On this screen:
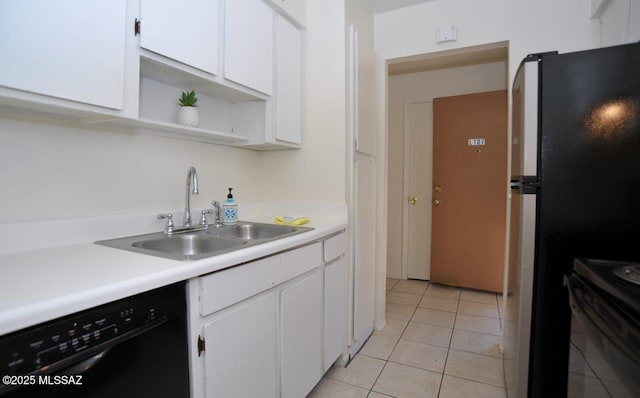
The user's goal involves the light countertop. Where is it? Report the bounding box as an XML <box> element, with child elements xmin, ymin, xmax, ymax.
<box><xmin>0</xmin><ymin>206</ymin><xmax>347</xmax><ymax>336</ymax></box>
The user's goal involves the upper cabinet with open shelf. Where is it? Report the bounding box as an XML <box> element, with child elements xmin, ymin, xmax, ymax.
<box><xmin>0</xmin><ymin>0</ymin><xmax>306</xmax><ymax>151</ymax></box>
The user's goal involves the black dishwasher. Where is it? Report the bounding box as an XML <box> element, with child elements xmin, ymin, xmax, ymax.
<box><xmin>0</xmin><ymin>282</ymin><xmax>189</xmax><ymax>397</ymax></box>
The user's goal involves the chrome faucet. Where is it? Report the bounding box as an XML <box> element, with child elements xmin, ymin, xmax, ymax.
<box><xmin>211</xmin><ymin>200</ymin><xmax>222</xmax><ymax>227</ymax></box>
<box><xmin>157</xmin><ymin>166</ymin><xmax>215</xmax><ymax>235</ymax></box>
<box><xmin>184</xmin><ymin>166</ymin><xmax>198</xmax><ymax>227</ymax></box>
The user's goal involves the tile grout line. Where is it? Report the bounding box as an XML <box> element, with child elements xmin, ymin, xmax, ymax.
<box><xmin>368</xmin><ymin>281</ymin><xmax>426</xmax><ymax>397</ymax></box>
<box><xmin>381</xmin><ymin>281</ymin><xmax>507</xmax><ymax>397</ymax></box>
<box><xmin>436</xmin><ymin>287</ymin><xmax>460</xmax><ymax>398</ymax></box>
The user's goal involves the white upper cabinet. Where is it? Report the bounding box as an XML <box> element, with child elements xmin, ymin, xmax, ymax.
<box><xmin>0</xmin><ymin>0</ymin><xmax>127</xmax><ymax>110</ymax></box>
<box><xmin>265</xmin><ymin>0</ymin><xmax>307</xmax><ymax>28</ymax></box>
<box><xmin>224</xmin><ymin>0</ymin><xmax>274</xmax><ymax>95</ymax></box>
<box><xmin>275</xmin><ymin>15</ymin><xmax>302</xmax><ymax>144</ymax></box>
<box><xmin>140</xmin><ymin>0</ymin><xmax>219</xmax><ymax>75</ymax></box>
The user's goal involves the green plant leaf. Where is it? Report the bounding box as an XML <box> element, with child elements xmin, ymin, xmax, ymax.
<box><xmin>179</xmin><ymin>90</ymin><xmax>198</xmax><ymax>107</ymax></box>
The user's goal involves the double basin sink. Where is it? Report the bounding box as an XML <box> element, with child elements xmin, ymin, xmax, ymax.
<box><xmin>96</xmin><ymin>222</ymin><xmax>313</xmax><ymax>261</ymax></box>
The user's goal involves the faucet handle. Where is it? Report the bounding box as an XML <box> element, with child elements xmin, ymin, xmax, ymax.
<box><xmin>157</xmin><ymin>213</ymin><xmax>174</xmax><ymax>234</ymax></box>
<box><xmin>200</xmin><ymin>209</ymin><xmax>215</xmax><ymax>226</ymax></box>
<box><xmin>211</xmin><ymin>200</ymin><xmax>222</xmax><ymax>227</ymax></box>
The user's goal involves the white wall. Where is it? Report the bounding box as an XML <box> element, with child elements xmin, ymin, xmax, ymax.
<box><xmin>386</xmin><ymin>61</ymin><xmax>507</xmax><ymax>279</ymax></box>
<box><xmin>259</xmin><ymin>0</ymin><xmax>346</xmax><ymax>205</ymax></box>
<box><xmin>0</xmin><ymin>118</ymin><xmax>261</xmax><ymax>223</ymax></box>
<box><xmin>374</xmin><ymin>0</ymin><xmax>602</xmax><ymax>77</ymax></box>
<box><xmin>0</xmin><ymin>0</ymin><xmax>347</xmax><ymax>224</ymax></box>
<box><xmin>599</xmin><ymin>0</ymin><xmax>640</xmax><ymax>45</ymax></box>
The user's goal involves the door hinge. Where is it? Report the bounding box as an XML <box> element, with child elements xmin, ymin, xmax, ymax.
<box><xmin>197</xmin><ymin>335</ymin><xmax>205</xmax><ymax>356</ymax></box>
<box><xmin>134</xmin><ymin>18</ymin><xmax>141</xmax><ymax>36</ymax></box>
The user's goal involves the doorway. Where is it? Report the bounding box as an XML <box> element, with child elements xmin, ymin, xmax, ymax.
<box><xmin>386</xmin><ymin>43</ymin><xmax>509</xmax><ymax>292</ymax></box>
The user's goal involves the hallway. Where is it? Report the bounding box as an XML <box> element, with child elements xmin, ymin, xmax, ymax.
<box><xmin>309</xmin><ymin>279</ymin><xmax>507</xmax><ymax>397</ymax></box>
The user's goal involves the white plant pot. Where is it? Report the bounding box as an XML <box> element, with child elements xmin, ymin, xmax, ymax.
<box><xmin>177</xmin><ymin>106</ymin><xmax>199</xmax><ymax>127</ymax></box>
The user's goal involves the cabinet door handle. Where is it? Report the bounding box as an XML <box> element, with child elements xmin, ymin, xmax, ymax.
<box><xmin>197</xmin><ymin>335</ymin><xmax>205</xmax><ymax>356</ymax></box>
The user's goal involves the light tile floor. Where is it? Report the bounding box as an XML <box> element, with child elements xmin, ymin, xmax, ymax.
<box><xmin>308</xmin><ymin>278</ymin><xmax>507</xmax><ymax>398</ymax></box>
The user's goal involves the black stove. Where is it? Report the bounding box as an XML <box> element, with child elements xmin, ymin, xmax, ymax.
<box><xmin>566</xmin><ymin>259</ymin><xmax>640</xmax><ymax>397</ymax></box>
<box><xmin>613</xmin><ymin>265</ymin><xmax>640</xmax><ymax>286</ymax></box>
<box><xmin>573</xmin><ymin>258</ymin><xmax>640</xmax><ymax>317</ymax></box>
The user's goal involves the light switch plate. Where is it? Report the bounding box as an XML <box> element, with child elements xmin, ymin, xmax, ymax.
<box><xmin>436</xmin><ymin>25</ymin><xmax>457</xmax><ymax>43</ymax></box>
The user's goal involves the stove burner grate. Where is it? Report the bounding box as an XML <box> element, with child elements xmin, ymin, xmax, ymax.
<box><xmin>613</xmin><ymin>265</ymin><xmax>640</xmax><ymax>286</ymax></box>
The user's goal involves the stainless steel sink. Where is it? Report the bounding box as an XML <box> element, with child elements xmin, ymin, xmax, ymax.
<box><xmin>95</xmin><ymin>221</ymin><xmax>313</xmax><ymax>261</ymax></box>
<box><xmin>209</xmin><ymin>223</ymin><xmax>298</xmax><ymax>240</ymax></box>
<box><xmin>132</xmin><ymin>234</ymin><xmax>246</xmax><ymax>257</ymax></box>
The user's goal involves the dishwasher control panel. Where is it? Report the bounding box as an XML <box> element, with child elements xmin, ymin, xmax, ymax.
<box><xmin>0</xmin><ymin>282</ymin><xmax>185</xmax><ymax>380</ymax></box>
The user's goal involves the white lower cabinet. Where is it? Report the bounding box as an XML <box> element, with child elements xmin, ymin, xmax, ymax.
<box><xmin>280</xmin><ymin>270</ymin><xmax>323</xmax><ymax>398</ymax></box>
<box><xmin>203</xmin><ymin>292</ymin><xmax>277</xmax><ymax>398</ymax></box>
<box><xmin>188</xmin><ymin>233</ymin><xmax>347</xmax><ymax>398</ymax></box>
<box><xmin>323</xmin><ymin>256</ymin><xmax>347</xmax><ymax>371</ymax></box>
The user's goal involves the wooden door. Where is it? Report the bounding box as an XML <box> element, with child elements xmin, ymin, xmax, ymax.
<box><xmin>431</xmin><ymin>90</ymin><xmax>507</xmax><ymax>292</ymax></box>
<box><xmin>406</xmin><ymin>101</ymin><xmax>434</xmax><ymax>280</ymax></box>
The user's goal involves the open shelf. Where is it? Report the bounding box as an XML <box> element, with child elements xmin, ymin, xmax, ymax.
<box><xmin>99</xmin><ymin>117</ymin><xmax>250</xmax><ymax>144</ymax></box>
<box><xmin>140</xmin><ymin>50</ymin><xmax>267</xmax><ymax>104</ymax></box>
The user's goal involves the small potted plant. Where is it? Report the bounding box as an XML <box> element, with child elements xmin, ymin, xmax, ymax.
<box><xmin>177</xmin><ymin>90</ymin><xmax>199</xmax><ymax>127</ymax></box>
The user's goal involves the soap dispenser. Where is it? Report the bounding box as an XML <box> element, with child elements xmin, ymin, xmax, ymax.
<box><xmin>222</xmin><ymin>188</ymin><xmax>238</xmax><ymax>225</ymax></box>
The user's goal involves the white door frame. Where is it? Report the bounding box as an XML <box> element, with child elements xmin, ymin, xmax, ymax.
<box><xmin>401</xmin><ymin>97</ymin><xmax>434</xmax><ymax>280</ymax></box>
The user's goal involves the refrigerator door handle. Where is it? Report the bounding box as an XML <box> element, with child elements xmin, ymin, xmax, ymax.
<box><xmin>511</xmin><ymin>175</ymin><xmax>540</xmax><ymax>194</ymax></box>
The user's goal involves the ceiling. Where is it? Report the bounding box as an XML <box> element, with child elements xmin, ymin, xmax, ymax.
<box><xmin>388</xmin><ymin>43</ymin><xmax>509</xmax><ymax>76</ymax></box>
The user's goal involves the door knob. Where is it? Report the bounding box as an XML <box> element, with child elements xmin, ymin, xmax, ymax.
<box><xmin>434</xmin><ymin>185</ymin><xmax>442</xmax><ymax>192</ymax></box>
<box><xmin>432</xmin><ymin>199</ymin><xmax>441</xmax><ymax>206</ymax></box>
<box><xmin>409</xmin><ymin>197</ymin><xmax>418</xmax><ymax>205</ymax></box>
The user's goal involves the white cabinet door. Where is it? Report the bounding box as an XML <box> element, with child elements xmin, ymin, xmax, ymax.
<box><xmin>224</xmin><ymin>0</ymin><xmax>274</xmax><ymax>95</ymax></box>
<box><xmin>0</xmin><ymin>0</ymin><xmax>127</xmax><ymax>109</ymax></box>
<box><xmin>354</xmin><ymin>155</ymin><xmax>377</xmax><ymax>343</ymax></box>
<box><xmin>140</xmin><ymin>0</ymin><xmax>219</xmax><ymax>75</ymax></box>
<box><xmin>324</xmin><ymin>256</ymin><xmax>347</xmax><ymax>371</ymax></box>
<box><xmin>265</xmin><ymin>0</ymin><xmax>306</xmax><ymax>27</ymax></box>
<box><xmin>280</xmin><ymin>270</ymin><xmax>323</xmax><ymax>398</ymax></box>
<box><xmin>275</xmin><ymin>15</ymin><xmax>302</xmax><ymax>144</ymax></box>
<box><xmin>203</xmin><ymin>292</ymin><xmax>277</xmax><ymax>398</ymax></box>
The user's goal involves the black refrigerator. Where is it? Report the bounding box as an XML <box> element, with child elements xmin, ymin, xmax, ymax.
<box><xmin>505</xmin><ymin>42</ymin><xmax>640</xmax><ymax>398</ymax></box>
